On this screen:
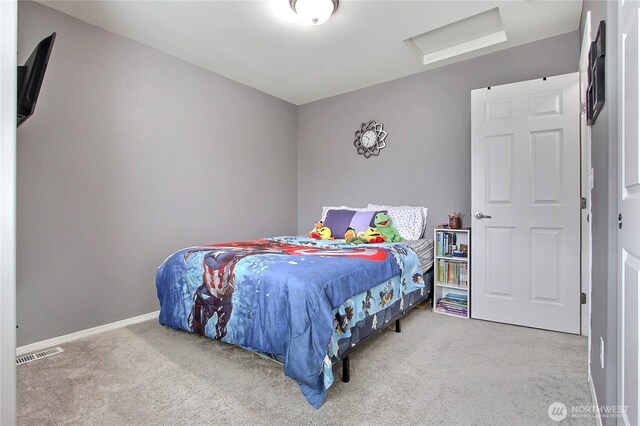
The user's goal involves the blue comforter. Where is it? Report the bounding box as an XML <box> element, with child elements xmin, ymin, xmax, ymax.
<box><xmin>156</xmin><ymin>236</ymin><xmax>423</xmax><ymax>408</ymax></box>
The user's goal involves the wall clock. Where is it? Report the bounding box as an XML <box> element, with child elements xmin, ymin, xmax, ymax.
<box><xmin>354</xmin><ymin>120</ymin><xmax>387</xmax><ymax>158</ymax></box>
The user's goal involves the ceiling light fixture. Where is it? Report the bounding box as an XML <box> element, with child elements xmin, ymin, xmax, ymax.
<box><xmin>289</xmin><ymin>0</ymin><xmax>338</xmax><ymax>25</ymax></box>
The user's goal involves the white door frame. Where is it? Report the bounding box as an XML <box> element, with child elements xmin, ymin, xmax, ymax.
<box><xmin>579</xmin><ymin>11</ymin><xmax>593</xmax><ymax>338</ymax></box>
<box><xmin>0</xmin><ymin>0</ymin><xmax>18</xmax><ymax>423</ymax></box>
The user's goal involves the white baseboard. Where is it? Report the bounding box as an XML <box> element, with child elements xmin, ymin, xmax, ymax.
<box><xmin>588</xmin><ymin>366</ymin><xmax>603</xmax><ymax>426</ymax></box>
<box><xmin>16</xmin><ymin>310</ymin><xmax>160</xmax><ymax>356</ymax></box>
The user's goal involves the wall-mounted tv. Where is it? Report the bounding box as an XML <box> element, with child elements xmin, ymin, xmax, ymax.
<box><xmin>586</xmin><ymin>21</ymin><xmax>605</xmax><ymax>126</ymax></box>
<box><xmin>17</xmin><ymin>32</ymin><xmax>56</xmax><ymax>128</ymax></box>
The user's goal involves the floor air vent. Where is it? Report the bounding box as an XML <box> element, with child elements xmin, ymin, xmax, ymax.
<box><xmin>16</xmin><ymin>347</ymin><xmax>64</xmax><ymax>366</ymax></box>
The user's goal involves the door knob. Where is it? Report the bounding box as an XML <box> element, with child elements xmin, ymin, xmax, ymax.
<box><xmin>475</xmin><ymin>212</ymin><xmax>492</xmax><ymax>220</ymax></box>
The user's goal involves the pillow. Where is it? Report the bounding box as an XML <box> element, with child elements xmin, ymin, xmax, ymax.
<box><xmin>320</xmin><ymin>206</ymin><xmax>368</xmax><ymax>222</ymax></box>
<box><xmin>323</xmin><ymin>209</ymin><xmax>385</xmax><ymax>238</ymax></box>
<box><xmin>367</xmin><ymin>204</ymin><xmax>429</xmax><ymax>240</ymax></box>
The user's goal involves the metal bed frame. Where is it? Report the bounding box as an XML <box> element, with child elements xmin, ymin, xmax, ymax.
<box><xmin>335</xmin><ymin>274</ymin><xmax>433</xmax><ymax>383</ymax></box>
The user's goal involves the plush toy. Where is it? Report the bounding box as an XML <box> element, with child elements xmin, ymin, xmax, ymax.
<box><xmin>309</xmin><ymin>223</ymin><xmax>333</xmax><ymax>240</ymax></box>
<box><xmin>308</xmin><ymin>221</ymin><xmax>323</xmax><ymax>238</ymax></box>
<box><xmin>345</xmin><ymin>231</ymin><xmax>366</xmax><ymax>245</ymax></box>
<box><xmin>375</xmin><ymin>212</ymin><xmax>403</xmax><ymax>242</ymax></box>
<box><xmin>363</xmin><ymin>227</ymin><xmax>384</xmax><ymax>244</ymax></box>
<box><xmin>344</xmin><ymin>227</ymin><xmax>357</xmax><ymax>240</ymax></box>
<box><xmin>317</xmin><ymin>226</ymin><xmax>334</xmax><ymax>240</ymax></box>
<box><xmin>344</xmin><ymin>228</ymin><xmax>367</xmax><ymax>245</ymax></box>
<box><xmin>346</xmin><ymin>236</ymin><xmax>367</xmax><ymax>245</ymax></box>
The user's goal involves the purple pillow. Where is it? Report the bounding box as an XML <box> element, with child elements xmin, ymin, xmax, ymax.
<box><xmin>350</xmin><ymin>211</ymin><xmax>378</xmax><ymax>231</ymax></box>
<box><xmin>323</xmin><ymin>210</ymin><xmax>355</xmax><ymax>238</ymax></box>
<box><xmin>323</xmin><ymin>209</ymin><xmax>386</xmax><ymax>238</ymax></box>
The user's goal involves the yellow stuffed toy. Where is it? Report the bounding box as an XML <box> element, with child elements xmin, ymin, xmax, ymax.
<box><xmin>308</xmin><ymin>221</ymin><xmax>333</xmax><ymax>240</ymax></box>
<box><xmin>317</xmin><ymin>226</ymin><xmax>333</xmax><ymax>240</ymax></box>
<box><xmin>363</xmin><ymin>227</ymin><xmax>384</xmax><ymax>244</ymax></box>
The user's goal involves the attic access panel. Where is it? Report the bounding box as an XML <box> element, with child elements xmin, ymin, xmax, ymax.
<box><xmin>404</xmin><ymin>7</ymin><xmax>507</xmax><ymax>66</ymax></box>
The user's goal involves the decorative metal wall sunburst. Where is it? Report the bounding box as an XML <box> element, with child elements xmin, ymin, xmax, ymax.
<box><xmin>354</xmin><ymin>120</ymin><xmax>387</xmax><ymax>158</ymax></box>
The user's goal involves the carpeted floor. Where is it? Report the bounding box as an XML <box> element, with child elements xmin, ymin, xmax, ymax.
<box><xmin>17</xmin><ymin>309</ymin><xmax>595</xmax><ymax>425</ymax></box>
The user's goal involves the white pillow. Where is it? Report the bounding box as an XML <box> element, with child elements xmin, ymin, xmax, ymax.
<box><xmin>320</xmin><ymin>206</ymin><xmax>369</xmax><ymax>222</ymax></box>
<box><xmin>367</xmin><ymin>204</ymin><xmax>429</xmax><ymax>240</ymax></box>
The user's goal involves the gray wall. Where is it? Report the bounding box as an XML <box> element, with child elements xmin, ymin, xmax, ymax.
<box><xmin>17</xmin><ymin>1</ymin><xmax>585</xmax><ymax>350</ymax></box>
<box><xmin>297</xmin><ymin>32</ymin><xmax>580</xmax><ymax>234</ymax></box>
<box><xmin>16</xmin><ymin>1</ymin><xmax>298</xmax><ymax>346</ymax></box>
<box><xmin>580</xmin><ymin>2</ymin><xmax>619</xmax><ymax>424</ymax></box>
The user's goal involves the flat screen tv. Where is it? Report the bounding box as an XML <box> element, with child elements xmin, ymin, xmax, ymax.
<box><xmin>17</xmin><ymin>32</ymin><xmax>56</xmax><ymax>128</ymax></box>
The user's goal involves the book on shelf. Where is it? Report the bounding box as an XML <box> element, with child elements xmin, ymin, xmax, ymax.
<box><xmin>436</xmin><ymin>232</ymin><xmax>456</xmax><ymax>256</ymax></box>
<box><xmin>436</xmin><ymin>231</ymin><xmax>468</xmax><ymax>258</ymax></box>
<box><xmin>437</xmin><ymin>260</ymin><xmax>468</xmax><ymax>288</ymax></box>
<box><xmin>436</xmin><ymin>306</ymin><xmax>467</xmax><ymax>315</ymax></box>
<box><xmin>435</xmin><ymin>293</ymin><xmax>468</xmax><ymax>317</ymax></box>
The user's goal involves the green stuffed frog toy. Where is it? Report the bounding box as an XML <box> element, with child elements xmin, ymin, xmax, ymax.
<box><xmin>374</xmin><ymin>212</ymin><xmax>403</xmax><ymax>243</ymax></box>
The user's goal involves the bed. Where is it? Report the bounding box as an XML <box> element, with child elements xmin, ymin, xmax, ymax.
<box><xmin>156</xmin><ymin>206</ymin><xmax>432</xmax><ymax>408</ymax></box>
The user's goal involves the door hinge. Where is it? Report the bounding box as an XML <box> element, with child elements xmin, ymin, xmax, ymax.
<box><xmin>581</xmin><ymin>292</ymin><xmax>587</xmax><ymax>304</ymax></box>
<box><xmin>581</xmin><ymin>197</ymin><xmax>587</xmax><ymax>209</ymax></box>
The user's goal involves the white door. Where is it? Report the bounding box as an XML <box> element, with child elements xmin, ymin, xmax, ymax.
<box><xmin>618</xmin><ymin>1</ymin><xmax>640</xmax><ymax>424</ymax></box>
<box><xmin>471</xmin><ymin>73</ymin><xmax>581</xmax><ymax>334</ymax></box>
